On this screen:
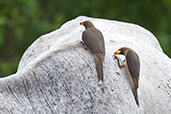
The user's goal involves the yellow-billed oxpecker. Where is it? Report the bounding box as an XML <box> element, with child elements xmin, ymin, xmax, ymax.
<box><xmin>113</xmin><ymin>47</ymin><xmax>140</xmax><ymax>107</ymax></box>
<box><xmin>80</xmin><ymin>21</ymin><xmax>105</xmax><ymax>81</ymax></box>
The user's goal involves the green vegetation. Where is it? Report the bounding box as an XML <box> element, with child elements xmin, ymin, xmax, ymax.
<box><xmin>0</xmin><ymin>0</ymin><xmax>171</xmax><ymax>77</ymax></box>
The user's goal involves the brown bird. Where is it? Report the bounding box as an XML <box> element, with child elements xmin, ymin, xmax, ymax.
<box><xmin>113</xmin><ymin>47</ymin><xmax>140</xmax><ymax>107</ymax></box>
<box><xmin>80</xmin><ymin>21</ymin><xmax>105</xmax><ymax>81</ymax></box>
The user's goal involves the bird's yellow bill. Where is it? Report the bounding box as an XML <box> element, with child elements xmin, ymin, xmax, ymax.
<box><xmin>80</xmin><ymin>22</ymin><xmax>84</xmax><ymax>26</ymax></box>
<box><xmin>114</xmin><ymin>50</ymin><xmax>121</xmax><ymax>55</ymax></box>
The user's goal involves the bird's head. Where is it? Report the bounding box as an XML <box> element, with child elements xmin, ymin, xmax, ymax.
<box><xmin>114</xmin><ymin>47</ymin><xmax>129</xmax><ymax>55</ymax></box>
<box><xmin>80</xmin><ymin>21</ymin><xmax>94</xmax><ymax>29</ymax></box>
<box><xmin>114</xmin><ymin>47</ymin><xmax>130</xmax><ymax>55</ymax></box>
<box><xmin>80</xmin><ymin>22</ymin><xmax>85</xmax><ymax>26</ymax></box>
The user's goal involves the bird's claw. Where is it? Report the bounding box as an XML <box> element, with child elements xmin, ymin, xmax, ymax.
<box><xmin>112</xmin><ymin>55</ymin><xmax>115</xmax><ymax>59</ymax></box>
<box><xmin>80</xmin><ymin>41</ymin><xmax>83</xmax><ymax>44</ymax></box>
<box><xmin>112</xmin><ymin>55</ymin><xmax>115</xmax><ymax>58</ymax></box>
<box><xmin>80</xmin><ymin>41</ymin><xmax>88</xmax><ymax>50</ymax></box>
<box><xmin>112</xmin><ymin>55</ymin><xmax>122</xmax><ymax>69</ymax></box>
<box><xmin>112</xmin><ymin>55</ymin><xmax>118</xmax><ymax>60</ymax></box>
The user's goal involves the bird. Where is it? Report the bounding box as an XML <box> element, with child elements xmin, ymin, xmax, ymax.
<box><xmin>113</xmin><ymin>47</ymin><xmax>140</xmax><ymax>107</ymax></box>
<box><xmin>80</xmin><ymin>21</ymin><xmax>105</xmax><ymax>81</ymax></box>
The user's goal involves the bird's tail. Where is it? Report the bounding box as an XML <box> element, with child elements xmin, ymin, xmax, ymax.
<box><xmin>132</xmin><ymin>87</ymin><xmax>139</xmax><ymax>107</ymax></box>
<box><xmin>94</xmin><ymin>54</ymin><xmax>104</xmax><ymax>81</ymax></box>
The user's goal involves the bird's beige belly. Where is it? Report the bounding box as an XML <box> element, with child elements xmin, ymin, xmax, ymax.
<box><xmin>125</xmin><ymin>61</ymin><xmax>134</xmax><ymax>89</ymax></box>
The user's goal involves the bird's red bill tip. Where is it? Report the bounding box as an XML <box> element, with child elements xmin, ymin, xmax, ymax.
<box><xmin>80</xmin><ymin>22</ymin><xmax>84</xmax><ymax>26</ymax></box>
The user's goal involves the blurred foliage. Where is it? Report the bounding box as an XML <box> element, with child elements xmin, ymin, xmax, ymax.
<box><xmin>0</xmin><ymin>0</ymin><xmax>171</xmax><ymax>77</ymax></box>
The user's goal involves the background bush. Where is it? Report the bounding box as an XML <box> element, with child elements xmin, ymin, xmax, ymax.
<box><xmin>0</xmin><ymin>0</ymin><xmax>171</xmax><ymax>77</ymax></box>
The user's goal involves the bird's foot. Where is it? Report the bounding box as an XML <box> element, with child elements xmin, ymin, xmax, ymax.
<box><xmin>112</xmin><ymin>55</ymin><xmax>117</xmax><ymax>59</ymax></box>
<box><xmin>80</xmin><ymin>41</ymin><xmax>88</xmax><ymax>50</ymax></box>
<box><xmin>80</xmin><ymin>41</ymin><xmax>84</xmax><ymax>45</ymax></box>
<box><xmin>112</xmin><ymin>55</ymin><xmax>123</xmax><ymax>69</ymax></box>
<box><xmin>113</xmin><ymin>55</ymin><xmax>120</xmax><ymax>62</ymax></box>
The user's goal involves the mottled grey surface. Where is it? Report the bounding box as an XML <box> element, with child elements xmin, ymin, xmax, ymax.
<box><xmin>0</xmin><ymin>16</ymin><xmax>171</xmax><ymax>114</ymax></box>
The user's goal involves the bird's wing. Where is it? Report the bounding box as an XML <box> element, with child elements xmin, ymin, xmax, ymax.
<box><xmin>126</xmin><ymin>50</ymin><xmax>140</xmax><ymax>88</ymax></box>
<box><xmin>82</xmin><ymin>28</ymin><xmax>105</xmax><ymax>54</ymax></box>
